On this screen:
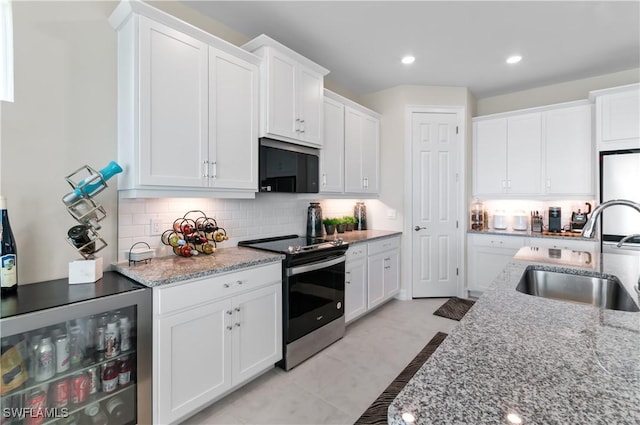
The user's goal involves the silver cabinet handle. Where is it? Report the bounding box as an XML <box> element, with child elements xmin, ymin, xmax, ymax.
<box><xmin>234</xmin><ymin>307</ymin><xmax>241</xmax><ymax>312</ymax></box>
<box><xmin>226</xmin><ymin>310</ymin><xmax>233</xmax><ymax>315</ymax></box>
<box><xmin>322</xmin><ymin>173</ymin><xmax>327</xmax><ymax>186</ymax></box>
<box><xmin>234</xmin><ymin>323</ymin><xmax>241</xmax><ymax>327</ymax></box>
<box><xmin>211</xmin><ymin>161</ymin><xmax>217</xmax><ymax>179</ymax></box>
<box><xmin>202</xmin><ymin>160</ymin><xmax>209</xmax><ymax>178</ymax></box>
<box><xmin>223</xmin><ymin>283</ymin><xmax>230</xmax><ymax>288</ymax></box>
<box><xmin>414</xmin><ymin>226</ymin><xmax>427</xmax><ymax>231</ymax></box>
<box><xmin>226</xmin><ymin>326</ymin><xmax>233</xmax><ymax>331</ymax></box>
<box><xmin>236</xmin><ymin>280</ymin><xmax>243</xmax><ymax>285</ymax></box>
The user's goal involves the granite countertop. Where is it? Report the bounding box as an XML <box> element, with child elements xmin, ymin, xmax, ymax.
<box><xmin>113</xmin><ymin>230</ymin><xmax>401</xmax><ymax>287</ymax></box>
<box><xmin>325</xmin><ymin>229</ymin><xmax>402</xmax><ymax>244</ymax></box>
<box><xmin>389</xmin><ymin>247</ymin><xmax>640</xmax><ymax>424</ymax></box>
<box><xmin>468</xmin><ymin>228</ymin><xmax>595</xmax><ymax>241</ymax></box>
<box><xmin>113</xmin><ymin>247</ymin><xmax>284</xmax><ymax>287</ymax></box>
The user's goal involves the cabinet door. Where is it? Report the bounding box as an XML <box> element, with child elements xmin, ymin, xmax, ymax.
<box><xmin>345</xmin><ymin>257</ymin><xmax>367</xmax><ymax>323</ymax></box>
<box><xmin>297</xmin><ymin>65</ymin><xmax>324</xmax><ymax>146</ymax></box>
<box><xmin>231</xmin><ymin>284</ymin><xmax>282</xmax><ymax>386</ymax></box>
<box><xmin>157</xmin><ymin>298</ymin><xmax>232</xmax><ymax>424</ymax></box>
<box><xmin>320</xmin><ymin>97</ymin><xmax>345</xmax><ymax>193</ymax></box>
<box><xmin>507</xmin><ymin>113</ymin><xmax>542</xmax><ymax>194</ymax></box>
<box><xmin>367</xmin><ymin>252</ymin><xmax>385</xmax><ymax>309</ymax></box>
<box><xmin>344</xmin><ymin>107</ymin><xmax>364</xmax><ymax>193</ymax></box>
<box><xmin>382</xmin><ymin>250</ymin><xmax>400</xmax><ymax>299</ymax></box>
<box><xmin>545</xmin><ymin>105</ymin><xmax>592</xmax><ymax>195</ymax></box>
<box><xmin>139</xmin><ymin>17</ymin><xmax>208</xmax><ymax>187</ymax></box>
<box><xmin>209</xmin><ymin>48</ymin><xmax>259</xmax><ymax>190</ymax></box>
<box><xmin>361</xmin><ymin>114</ymin><xmax>380</xmax><ymax>193</ymax></box>
<box><xmin>474</xmin><ymin>119</ymin><xmax>508</xmax><ymax>195</ymax></box>
<box><xmin>266</xmin><ymin>49</ymin><xmax>297</xmax><ymax>140</ymax></box>
<box><xmin>601</xmin><ymin>89</ymin><xmax>640</xmax><ymax>143</ymax></box>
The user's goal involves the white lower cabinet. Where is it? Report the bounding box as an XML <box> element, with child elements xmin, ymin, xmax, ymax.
<box><xmin>154</xmin><ymin>263</ymin><xmax>282</xmax><ymax>424</ymax></box>
<box><xmin>467</xmin><ymin>234</ymin><xmax>525</xmax><ymax>293</ymax></box>
<box><xmin>526</xmin><ymin>237</ymin><xmax>598</xmax><ymax>252</ymax></box>
<box><xmin>345</xmin><ymin>236</ymin><xmax>401</xmax><ymax>323</ymax></box>
<box><xmin>345</xmin><ymin>245</ymin><xmax>367</xmax><ymax>323</ymax></box>
<box><xmin>367</xmin><ymin>237</ymin><xmax>401</xmax><ymax>310</ymax></box>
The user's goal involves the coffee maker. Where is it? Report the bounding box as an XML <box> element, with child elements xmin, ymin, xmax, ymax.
<box><xmin>570</xmin><ymin>203</ymin><xmax>592</xmax><ymax>233</ymax></box>
<box><xmin>548</xmin><ymin>207</ymin><xmax>562</xmax><ymax>232</ymax></box>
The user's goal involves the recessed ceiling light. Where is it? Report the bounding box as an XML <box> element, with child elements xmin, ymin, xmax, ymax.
<box><xmin>506</xmin><ymin>55</ymin><xmax>522</xmax><ymax>64</ymax></box>
<box><xmin>401</xmin><ymin>55</ymin><xmax>415</xmax><ymax>65</ymax></box>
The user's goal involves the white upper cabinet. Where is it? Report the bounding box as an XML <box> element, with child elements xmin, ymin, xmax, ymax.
<box><xmin>244</xmin><ymin>35</ymin><xmax>329</xmax><ymax>148</ymax></box>
<box><xmin>323</xmin><ymin>89</ymin><xmax>381</xmax><ymax>195</ymax></box>
<box><xmin>344</xmin><ymin>106</ymin><xmax>381</xmax><ymax>194</ymax></box>
<box><xmin>473</xmin><ymin>101</ymin><xmax>593</xmax><ymax>199</ymax></box>
<box><xmin>321</xmin><ymin>96</ymin><xmax>345</xmax><ymax>193</ymax></box>
<box><xmin>109</xmin><ymin>1</ymin><xmax>260</xmax><ymax>198</ymax></box>
<box><xmin>473</xmin><ymin>113</ymin><xmax>541</xmax><ymax>196</ymax></box>
<box><xmin>590</xmin><ymin>84</ymin><xmax>640</xmax><ymax>151</ymax></box>
<box><xmin>544</xmin><ymin>103</ymin><xmax>592</xmax><ymax>196</ymax></box>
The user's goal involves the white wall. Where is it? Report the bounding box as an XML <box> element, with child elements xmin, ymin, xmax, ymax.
<box><xmin>1</xmin><ymin>1</ymin><xmax>118</xmax><ymax>284</ymax></box>
<box><xmin>477</xmin><ymin>68</ymin><xmax>640</xmax><ymax>116</ymax></box>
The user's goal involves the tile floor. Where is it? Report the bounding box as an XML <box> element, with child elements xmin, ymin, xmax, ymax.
<box><xmin>181</xmin><ymin>298</ymin><xmax>459</xmax><ymax>425</ymax></box>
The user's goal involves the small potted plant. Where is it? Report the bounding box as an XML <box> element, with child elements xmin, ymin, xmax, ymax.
<box><xmin>343</xmin><ymin>216</ymin><xmax>356</xmax><ymax>231</ymax></box>
<box><xmin>323</xmin><ymin>218</ymin><xmax>338</xmax><ymax>235</ymax></box>
<box><xmin>336</xmin><ymin>217</ymin><xmax>347</xmax><ymax>234</ymax></box>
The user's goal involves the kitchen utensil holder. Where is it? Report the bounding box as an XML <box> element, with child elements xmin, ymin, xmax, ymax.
<box><xmin>531</xmin><ymin>215</ymin><xmax>543</xmax><ymax>232</ymax></box>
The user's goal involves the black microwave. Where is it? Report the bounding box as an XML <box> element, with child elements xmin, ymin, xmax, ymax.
<box><xmin>259</xmin><ymin>138</ymin><xmax>319</xmax><ymax>193</ymax></box>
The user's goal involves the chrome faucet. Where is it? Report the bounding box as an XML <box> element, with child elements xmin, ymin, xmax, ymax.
<box><xmin>581</xmin><ymin>199</ymin><xmax>640</xmax><ymax>239</ymax></box>
<box><xmin>617</xmin><ymin>234</ymin><xmax>640</xmax><ymax>247</ymax></box>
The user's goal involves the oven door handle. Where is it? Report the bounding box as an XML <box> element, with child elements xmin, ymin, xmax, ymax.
<box><xmin>287</xmin><ymin>255</ymin><xmax>346</xmax><ymax>277</ymax></box>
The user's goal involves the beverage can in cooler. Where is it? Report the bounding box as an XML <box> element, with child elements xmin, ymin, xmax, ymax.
<box><xmin>86</xmin><ymin>367</ymin><xmax>100</xmax><ymax>394</ymax></box>
<box><xmin>85</xmin><ymin>315</ymin><xmax>97</xmax><ymax>350</ymax></box>
<box><xmin>55</xmin><ymin>334</ymin><xmax>69</xmax><ymax>373</ymax></box>
<box><xmin>51</xmin><ymin>379</ymin><xmax>69</xmax><ymax>408</ymax></box>
<box><xmin>104</xmin><ymin>322</ymin><xmax>119</xmax><ymax>358</ymax></box>
<box><xmin>70</xmin><ymin>372</ymin><xmax>88</xmax><ymax>405</ymax></box>
<box><xmin>24</xmin><ymin>389</ymin><xmax>47</xmax><ymax>425</ymax></box>
<box><xmin>119</xmin><ymin>316</ymin><xmax>131</xmax><ymax>352</ymax></box>
<box><xmin>34</xmin><ymin>336</ymin><xmax>55</xmax><ymax>382</ymax></box>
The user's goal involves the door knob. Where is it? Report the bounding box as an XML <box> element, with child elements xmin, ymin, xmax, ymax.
<box><xmin>414</xmin><ymin>226</ymin><xmax>427</xmax><ymax>231</ymax></box>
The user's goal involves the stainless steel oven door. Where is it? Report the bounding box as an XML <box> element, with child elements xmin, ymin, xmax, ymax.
<box><xmin>285</xmin><ymin>255</ymin><xmax>345</xmax><ymax>343</ymax></box>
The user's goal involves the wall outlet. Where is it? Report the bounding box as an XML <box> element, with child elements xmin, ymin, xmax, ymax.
<box><xmin>150</xmin><ymin>219</ymin><xmax>162</xmax><ymax>236</ymax></box>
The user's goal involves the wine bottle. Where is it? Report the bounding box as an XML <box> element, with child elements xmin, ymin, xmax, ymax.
<box><xmin>1</xmin><ymin>196</ymin><xmax>18</xmax><ymax>295</ymax></box>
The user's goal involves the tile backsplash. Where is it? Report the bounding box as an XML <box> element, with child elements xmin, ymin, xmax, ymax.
<box><xmin>117</xmin><ymin>195</ymin><xmax>376</xmax><ymax>262</ymax></box>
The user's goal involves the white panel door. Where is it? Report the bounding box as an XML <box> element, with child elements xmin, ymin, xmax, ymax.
<box><xmin>320</xmin><ymin>97</ymin><xmax>345</xmax><ymax>193</ymax></box>
<box><xmin>266</xmin><ymin>49</ymin><xmax>297</xmax><ymax>140</ymax></box>
<box><xmin>209</xmin><ymin>48</ymin><xmax>259</xmax><ymax>190</ymax></box>
<box><xmin>474</xmin><ymin>119</ymin><xmax>507</xmax><ymax>195</ymax></box>
<box><xmin>545</xmin><ymin>105</ymin><xmax>592</xmax><ymax>195</ymax></box>
<box><xmin>412</xmin><ymin>112</ymin><xmax>459</xmax><ymax>297</ymax></box>
<box><xmin>139</xmin><ymin>17</ymin><xmax>208</xmax><ymax>187</ymax></box>
<box><xmin>297</xmin><ymin>65</ymin><xmax>324</xmax><ymax>146</ymax></box>
<box><xmin>507</xmin><ymin>113</ymin><xmax>542</xmax><ymax>194</ymax></box>
<box><xmin>231</xmin><ymin>284</ymin><xmax>282</xmax><ymax>386</ymax></box>
<box><xmin>157</xmin><ymin>298</ymin><xmax>232</xmax><ymax>424</ymax></box>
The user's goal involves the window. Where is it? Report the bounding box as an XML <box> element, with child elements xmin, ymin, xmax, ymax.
<box><xmin>1</xmin><ymin>0</ymin><xmax>13</xmax><ymax>102</ymax></box>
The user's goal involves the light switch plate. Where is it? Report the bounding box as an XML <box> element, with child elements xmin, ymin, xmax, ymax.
<box><xmin>387</xmin><ymin>209</ymin><xmax>397</xmax><ymax>219</ymax></box>
<box><xmin>150</xmin><ymin>218</ymin><xmax>162</xmax><ymax>236</ymax></box>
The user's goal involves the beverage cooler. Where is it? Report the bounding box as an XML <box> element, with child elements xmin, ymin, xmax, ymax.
<box><xmin>0</xmin><ymin>273</ymin><xmax>151</xmax><ymax>425</ymax></box>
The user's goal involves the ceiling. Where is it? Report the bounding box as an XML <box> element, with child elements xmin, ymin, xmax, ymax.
<box><xmin>183</xmin><ymin>1</ymin><xmax>640</xmax><ymax>99</ymax></box>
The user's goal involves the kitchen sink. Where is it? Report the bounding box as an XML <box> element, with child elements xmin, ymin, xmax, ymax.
<box><xmin>516</xmin><ymin>266</ymin><xmax>639</xmax><ymax>312</ymax></box>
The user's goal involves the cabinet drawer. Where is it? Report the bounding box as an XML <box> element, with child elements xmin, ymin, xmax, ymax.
<box><xmin>367</xmin><ymin>236</ymin><xmax>400</xmax><ymax>256</ymax></box>
<box><xmin>157</xmin><ymin>263</ymin><xmax>282</xmax><ymax>315</ymax></box>
<box><xmin>346</xmin><ymin>243</ymin><xmax>367</xmax><ymax>261</ymax></box>
<box><xmin>470</xmin><ymin>234</ymin><xmax>525</xmax><ymax>249</ymax></box>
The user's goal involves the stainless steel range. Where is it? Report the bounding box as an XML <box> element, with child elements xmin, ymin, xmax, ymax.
<box><xmin>239</xmin><ymin>235</ymin><xmax>348</xmax><ymax>370</ymax></box>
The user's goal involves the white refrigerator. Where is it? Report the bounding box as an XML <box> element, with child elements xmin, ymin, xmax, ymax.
<box><xmin>600</xmin><ymin>149</ymin><xmax>640</xmax><ymax>251</ymax></box>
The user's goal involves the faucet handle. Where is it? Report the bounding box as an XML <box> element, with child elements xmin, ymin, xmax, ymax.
<box><xmin>616</xmin><ymin>234</ymin><xmax>640</xmax><ymax>248</ymax></box>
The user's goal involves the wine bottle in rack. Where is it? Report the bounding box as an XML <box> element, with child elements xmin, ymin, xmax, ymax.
<box><xmin>1</xmin><ymin>196</ymin><xmax>18</xmax><ymax>295</ymax></box>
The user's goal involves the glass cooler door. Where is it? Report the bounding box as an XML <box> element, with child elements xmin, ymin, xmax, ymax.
<box><xmin>1</xmin><ymin>288</ymin><xmax>150</xmax><ymax>425</ymax></box>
